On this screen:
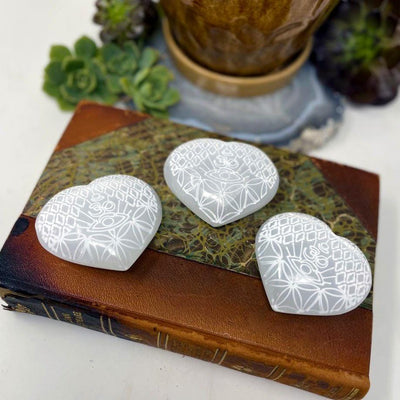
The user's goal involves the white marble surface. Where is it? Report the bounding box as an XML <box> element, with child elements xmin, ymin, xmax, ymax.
<box><xmin>0</xmin><ymin>1</ymin><xmax>399</xmax><ymax>399</ymax></box>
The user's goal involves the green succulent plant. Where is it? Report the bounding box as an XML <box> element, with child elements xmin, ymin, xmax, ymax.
<box><xmin>43</xmin><ymin>36</ymin><xmax>180</xmax><ymax>117</ymax></box>
<box><xmin>99</xmin><ymin>41</ymin><xmax>160</xmax><ymax>94</ymax></box>
<box><xmin>93</xmin><ymin>0</ymin><xmax>159</xmax><ymax>44</ymax></box>
<box><xmin>43</xmin><ymin>37</ymin><xmax>117</xmax><ymax>110</ymax></box>
<box><xmin>121</xmin><ymin>65</ymin><xmax>180</xmax><ymax>118</ymax></box>
<box><xmin>99</xmin><ymin>41</ymin><xmax>141</xmax><ymax>94</ymax></box>
<box><xmin>312</xmin><ymin>0</ymin><xmax>400</xmax><ymax>105</ymax></box>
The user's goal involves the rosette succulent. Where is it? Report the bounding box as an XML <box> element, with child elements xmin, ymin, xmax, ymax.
<box><xmin>99</xmin><ymin>41</ymin><xmax>141</xmax><ymax>94</ymax></box>
<box><xmin>43</xmin><ymin>36</ymin><xmax>180</xmax><ymax>116</ymax></box>
<box><xmin>94</xmin><ymin>0</ymin><xmax>159</xmax><ymax>44</ymax></box>
<box><xmin>312</xmin><ymin>0</ymin><xmax>400</xmax><ymax>105</ymax></box>
<box><xmin>99</xmin><ymin>41</ymin><xmax>160</xmax><ymax>94</ymax></box>
<box><xmin>43</xmin><ymin>37</ymin><xmax>116</xmax><ymax>110</ymax></box>
<box><xmin>121</xmin><ymin>65</ymin><xmax>180</xmax><ymax>118</ymax></box>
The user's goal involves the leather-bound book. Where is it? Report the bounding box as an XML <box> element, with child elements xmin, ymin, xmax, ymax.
<box><xmin>0</xmin><ymin>102</ymin><xmax>378</xmax><ymax>399</ymax></box>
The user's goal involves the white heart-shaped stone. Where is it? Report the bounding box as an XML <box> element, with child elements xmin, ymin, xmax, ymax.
<box><xmin>255</xmin><ymin>212</ymin><xmax>372</xmax><ymax>316</ymax></box>
<box><xmin>35</xmin><ymin>175</ymin><xmax>162</xmax><ymax>271</ymax></box>
<box><xmin>164</xmin><ymin>138</ymin><xmax>279</xmax><ymax>227</ymax></box>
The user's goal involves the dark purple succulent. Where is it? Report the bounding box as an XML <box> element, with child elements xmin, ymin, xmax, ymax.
<box><xmin>312</xmin><ymin>0</ymin><xmax>400</xmax><ymax>105</ymax></box>
<box><xmin>94</xmin><ymin>0</ymin><xmax>159</xmax><ymax>45</ymax></box>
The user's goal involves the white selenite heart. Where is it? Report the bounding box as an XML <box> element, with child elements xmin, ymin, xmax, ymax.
<box><xmin>163</xmin><ymin>138</ymin><xmax>279</xmax><ymax>227</ymax></box>
<box><xmin>35</xmin><ymin>175</ymin><xmax>162</xmax><ymax>271</ymax></box>
<box><xmin>255</xmin><ymin>212</ymin><xmax>372</xmax><ymax>316</ymax></box>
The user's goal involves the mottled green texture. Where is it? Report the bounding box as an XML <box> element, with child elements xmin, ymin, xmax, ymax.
<box><xmin>24</xmin><ymin>118</ymin><xmax>375</xmax><ymax>309</ymax></box>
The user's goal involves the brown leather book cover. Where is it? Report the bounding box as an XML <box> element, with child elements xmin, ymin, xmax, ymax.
<box><xmin>0</xmin><ymin>101</ymin><xmax>378</xmax><ymax>399</ymax></box>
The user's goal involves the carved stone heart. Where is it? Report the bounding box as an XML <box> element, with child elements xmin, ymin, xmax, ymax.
<box><xmin>255</xmin><ymin>212</ymin><xmax>372</xmax><ymax>316</ymax></box>
<box><xmin>164</xmin><ymin>138</ymin><xmax>279</xmax><ymax>227</ymax></box>
<box><xmin>35</xmin><ymin>175</ymin><xmax>162</xmax><ymax>271</ymax></box>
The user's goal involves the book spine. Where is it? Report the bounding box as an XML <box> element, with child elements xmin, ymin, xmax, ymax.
<box><xmin>1</xmin><ymin>292</ymin><xmax>367</xmax><ymax>400</ymax></box>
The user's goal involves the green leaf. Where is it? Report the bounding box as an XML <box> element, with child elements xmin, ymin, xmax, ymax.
<box><xmin>120</xmin><ymin>77</ymin><xmax>135</xmax><ymax>95</ymax></box>
<box><xmin>74</xmin><ymin>36</ymin><xmax>97</xmax><ymax>58</ymax></box>
<box><xmin>141</xmin><ymin>98</ymin><xmax>169</xmax><ymax>111</ymax></box>
<box><xmin>91</xmin><ymin>58</ymin><xmax>107</xmax><ymax>79</ymax></box>
<box><xmin>43</xmin><ymin>80</ymin><xmax>60</xmax><ymax>97</ymax></box>
<box><xmin>91</xmin><ymin>82</ymin><xmax>118</xmax><ymax>105</ymax></box>
<box><xmin>105</xmin><ymin>74</ymin><xmax>122</xmax><ymax>94</ymax></box>
<box><xmin>50</xmin><ymin>45</ymin><xmax>71</xmax><ymax>61</ymax></box>
<box><xmin>133</xmin><ymin>68</ymin><xmax>150</xmax><ymax>86</ymax></box>
<box><xmin>62</xmin><ymin>57</ymin><xmax>85</xmax><ymax>72</ymax></box>
<box><xmin>139</xmin><ymin>82</ymin><xmax>153</xmax><ymax>98</ymax></box>
<box><xmin>56</xmin><ymin>96</ymin><xmax>76</xmax><ymax>111</ymax></box>
<box><xmin>59</xmin><ymin>84</ymin><xmax>85</xmax><ymax>104</ymax></box>
<box><xmin>132</xmin><ymin>91</ymin><xmax>145</xmax><ymax>111</ymax></box>
<box><xmin>146</xmin><ymin>75</ymin><xmax>170</xmax><ymax>99</ymax></box>
<box><xmin>160</xmin><ymin>88</ymin><xmax>180</xmax><ymax>106</ymax></box>
<box><xmin>44</xmin><ymin>61</ymin><xmax>67</xmax><ymax>85</ymax></box>
<box><xmin>100</xmin><ymin>43</ymin><xmax>122</xmax><ymax>63</ymax></box>
<box><xmin>149</xmin><ymin>109</ymin><xmax>169</xmax><ymax>118</ymax></box>
<box><xmin>106</xmin><ymin>53</ymin><xmax>137</xmax><ymax>75</ymax></box>
<box><xmin>105</xmin><ymin>1</ymin><xmax>134</xmax><ymax>25</ymax></box>
<box><xmin>150</xmin><ymin>65</ymin><xmax>174</xmax><ymax>81</ymax></box>
<box><xmin>73</xmin><ymin>69</ymin><xmax>97</xmax><ymax>93</ymax></box>
<box><xmin>123</xmin><ymin>41</ymin><xmax>141</xmax><ymax>60</ymax></box>
<box><xmin>139</xmin><ymin>48</ymin><xmax>159</xmax><ymax>69</ymax></box>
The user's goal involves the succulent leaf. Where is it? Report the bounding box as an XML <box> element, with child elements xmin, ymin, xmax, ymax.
<box><xmin>42</xmin><ymin>80</ymin><xmax>60</xmax><ymax>97</ymax></box>
<box><xmin>121</xmin><ymin>63</ymin><xmax>179</xmax><ymax>117</ymax></box>
<box><xmin>56</xmin><ymin>96</ymin><xmax>76</xmax><ymax>111</ymax></box>
<box><xmin>91</xmin><ymin>82</ymin><xmax>119</xmax><ymax>104</ymax></box>
<box><xmin>62</xmin><ymin>57</ymin><xmax>85</xmax><ymax>73</ymax></box>
<box><xmin>100</xmin><ymin>42</ymin><xmax>123</xmax><ymax>63</ymax></box>
<box><xmin>110</xmin><ymin>52</ymin><xmax>137</xmax><ymax>75</ymax></box>
<box><xmin>91</xmin><ymin>58</ymin><xmax>108</xmax><ymax>78</ymax></box>
<box><xmin>59</xmin><ymin>84</ymin><xmax>86</xmax><ymax>103</ymax></box>
<box><xmin>138</xmin><ymin>47</ymin><xmax>159</xmax><ymax>69</ymax></box>
<box><xmin>45</xmin><ymin>61</ymin><xmax>67</xmax><ymax>85</ymax></box>
<box><xmin>120</xmin><ymin>76</ymin><xmax>135</xmax><ymax>93</ymax></box>
<box><xmin>74</xmin><ymin>36</ymin><xmax>98</xmax><ymax>58</ymax></box>
<box><xmin>50</xmin><ymin>45</ymin><xmax>72</xmax><ymax>62</ymax></box>
<box><xmin>106</xmin><ymin>74</ymin><xmax>123</xmax><ymax>93</ymax></box>
<box><xmin>161</xmin><ymin>88</ymin><xmax>181</xmax><ymax>107</ymax></box>
<box><xmin>133</xmin><ymin>68</ymin><xmax>150</xmax><ymax>86</ymax></box>
<box><xmin>149</xmin><ymin>109</ymin><xmax>169</xmax><ymax>119</ymax></box>
<box><xmin>123</xmin><ymin>41</ymin><xmax>141</xmax><ymax>59</ymax></box>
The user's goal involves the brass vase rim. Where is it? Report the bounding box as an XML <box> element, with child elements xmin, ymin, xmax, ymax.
<box><xmin>162</xmin><ymin>18</ymin><xmax>313</xmax><ymax>97</ymax></box>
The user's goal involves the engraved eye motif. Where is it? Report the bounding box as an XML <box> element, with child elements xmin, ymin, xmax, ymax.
<box><xmin>89</xmin><ymin>213</ymin><xmax>130</xmax><ymax>231</ymax></box>
<box><xmin>208</xmin><ymin>168</ymin><xmax>242</xmax><ymax>183</ymax></box>
<box><xmin>287</xmin><ymin>256</ymin><xmax>325</xmax><ymax>285</ymax></box>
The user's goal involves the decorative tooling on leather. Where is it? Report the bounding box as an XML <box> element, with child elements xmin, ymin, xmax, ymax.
<box><xmin>24</xmin><ymin>118</ymin><xmax>375</xmax><ymax>309</ymax></box>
